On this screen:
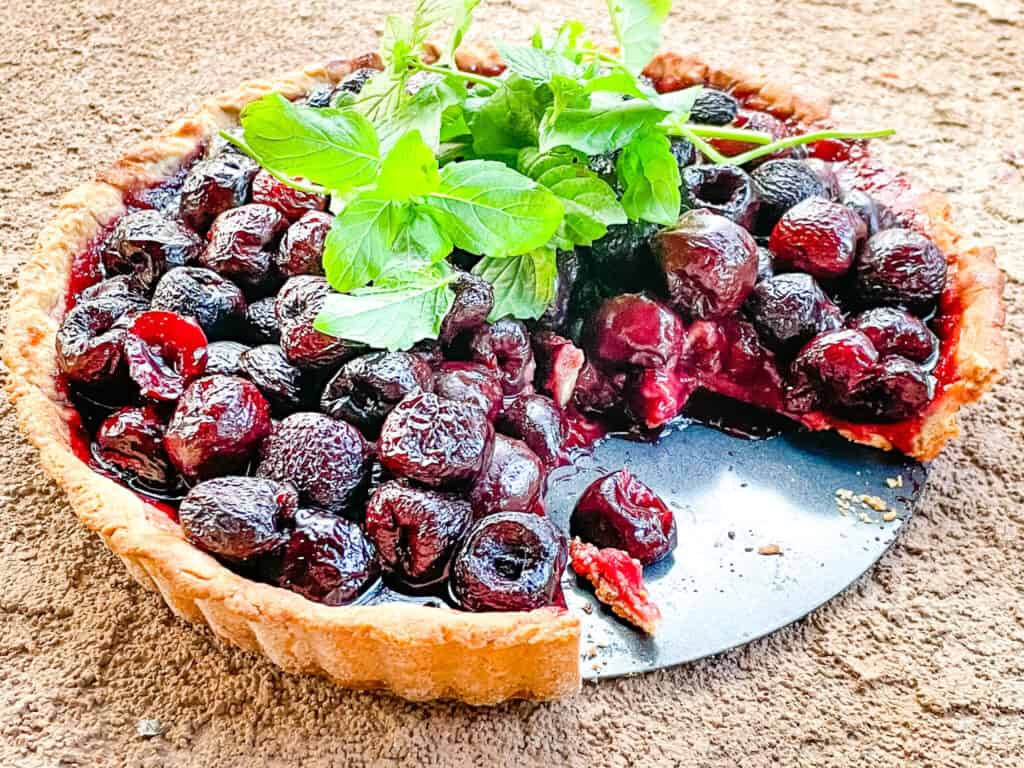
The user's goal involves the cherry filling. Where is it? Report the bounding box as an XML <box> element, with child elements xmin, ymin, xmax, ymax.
<box><xmin>124</xmin><ymin>310</ymin><xmax>209</xmax><ymax>401</ymax></box>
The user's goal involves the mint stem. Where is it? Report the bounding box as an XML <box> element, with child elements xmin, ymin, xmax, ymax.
<box><xmin>668</xmin><ymin>121</ymin><xmax>729</xmax><ymax>164</ymax></box>
<box><xmin>668</xmin><ymin>123</ymin><xmax>774</xmax><ymax>145</ymax></box>
<box><xmin>411</xmin><ymin>60</ymin><xmax>497</xmax><ymax>88</ymax></box>
<box><xmin>721</xmin><ymin>128</ymin><xmax>896</xmax><ymax>166</ymax></box>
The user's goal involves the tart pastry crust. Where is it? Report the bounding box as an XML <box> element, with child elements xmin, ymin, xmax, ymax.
<box><xmin>3</xmin><ymin>48</ymin><xmax>1006</xmax><ymax>704</ymax></box>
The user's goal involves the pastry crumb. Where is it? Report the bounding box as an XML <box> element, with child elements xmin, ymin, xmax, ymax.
<box><xmin>883</xmin><ymin>510</ymin><xmax>898</xmax><ymax>522</ymax></box>
<box><xmin>886</xmin><ymin>475</ymin><xmax>904</xmax><ymax>489</ymax></box>
<box><xmin>858</xmin><ymin>494</ymin><xmax>888</xmax><ymax>512</ymax></box>
<box><xmin>757</xmin><ymin>544</ymin><xmax>782</xmax><ymax>556</ymax></box>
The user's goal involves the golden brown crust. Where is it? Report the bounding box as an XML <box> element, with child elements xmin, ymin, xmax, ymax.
<box><xmin>3</xmin><ymin>49</ymin><xmax>1006</xmax><ymax>705</ymax></box>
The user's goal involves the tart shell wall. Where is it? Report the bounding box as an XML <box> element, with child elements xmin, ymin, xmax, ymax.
<box><xmin>3</xmin><ymin>48</ymin><xmax>1006</xmax><ymax>704</ymax></box>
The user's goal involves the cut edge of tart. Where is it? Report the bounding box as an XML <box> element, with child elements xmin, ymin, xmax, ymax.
<box><xmin>2</xmin><ymin>48</ymin><xmax>1006</xmax><ymax>704</ymax></box>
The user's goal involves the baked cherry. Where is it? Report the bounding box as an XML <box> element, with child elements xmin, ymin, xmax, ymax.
<box><xmin>56</xmin><ymin>295</ymin><xmax>144</xmax><ymax>383</ymax></box>
<box><xmin>689</xmin><ymin>89</ymin><xmax>739</xmax><ymax>126</ymax></box>
<box><xmin>243</xmin><ymin>296</ymin><xmax>281</xmax><ymax>344</ymax></box>
<box><xmin>669</xmin><ymin>137</ymin><xmax>697</xmax><ymax>170</ymax></box>
<box><xmin>365</xmin><ymin>479</ymin><xmax>472</xmax><ymax>586</ymax></box>
<box><xmin>335</xmin><ymin>67</ymin><xmax>378</xmax><ymax>97</ymax></box>
<box><xmin>852</xmin><ymin>228</ymin><xmax>947</xmax><ymax>314</ymax></box>
<box><xmin>469</xmin><ymin>319</ymin><xmax>536</xmax><ymax>395</ymax></box>
<box><xmin>847</xmin><ymin>307</ymin><xmax>938</xmax><ymax>364</ymax></box>
<box><xmin>656</xmin><ymin>209</ymin><xmax>759</xmax><ymax>319</ymax></box>
<box><xmin>277</xmin><ymin>276</ymin><xmax>361</xmax><ymax>369</ymax></box>
<box><xmin>378</xmin><ymin>392</ymin><xmax>495</xmax><ymax>487</ymax></box>
<box><xmin>279</xmin><ymin>508</ymin><xmax>379</xmax><ymax>606</ymax></box>
<box><xmin>202</xmin><ymin>204</ymin><xmax>287</xmax><ymax>291</ymax></box>
<box><xmin>150</xmin><ymin>266</ymin><xmax>246</xmax><ymax>340</ymax></box>
<box><xmin>178</xmin><ymin>155</ymin><xmax>258</xmax><ymax>232</ymax></box>
<box><xmin>755</xmin><ymin>246</ymin><xmax>774</xmax><ymax>281</ymax></box>
<box><xmin>431</xmin><ymin>362</ymin><xmax>504</xmax><ymax>421</ymax></box>
<box><xmin>750</xmin><ymin>159</ymin><xmax>830</xmax><ymax>235</ymax></box>
<box><xmin>164</xmin><ymin>374</ymin><xmax>272</xmax><ymax>481</ymax></box>
<box><xmin>584</xmin><ymin>220</ymin><xmax>661</xmax><ymax>295</ymax></box>
<box><xmin>745</xmin><ymin>273</ymin><xmax>843</xmax><ymax>358</ymax></box>
<box><xmin>572</xmin><ymin>361</ymin><xmax>626</xmax><ymax>415</ymax></box>
<box><xmin>205</xmin><ymin>340</ymin><xmax>249</xmax><ymax>376</ymax></box>
<box><xmin>840</xmin><ymin>189</ymin><xmax>896</xmax><ymax>237</ymax></box>
<box><xmin>320</xmin><ymin>351</ymin><xmax>433</xmax><ymax>437</ymax></box>
<box><xmin>680</xmin><ymin>165</ymin><xmax>759</xmax><ymax>230</ymax></box>
<box><xmin>78</xmin><ymin>275</ymin><xmax>145</xmax><ymax>304</ymax></box>
<box><xmin>712</xmin><ymin>109</ymin><xmax>788</xmax><ymax>160</ymax></box>
<box><xmin>499</xmin><ymin>393</ymin><xmax>566</xmax><ymax>468</ymax></box>
<box><xmin>276</xmin><ymin>210</ymin><xmax>332</xmax><ymax>278</ymax></box>
<box><xmin>204</xmin><ymin>127</ymin><xmax>245</xmax><ymax>161</ymax></box>
<box><xmin>469</xmin><ymin>435</ymin><xmax>546</xmax><ymax>519</ymax></box>
<box><xmin>571</xmin><ymin>469</ymin><xmax>676</xmax><ymax>565</ymax></box>
<box><xmin>123</xmin><ymin>310</ymin><xmax>208</xmax><ymax>401</ymax></box>
<box><xmin>588</xmin><ymin>293</ymin><xmax>683</xmax><ymax>369</ymax></box>
<box><xmin>94</xmin><ymin>405</ymin><xmax>176</xmax><ymax>488</ymax></box>
<box><xmin>532</xmin><ymin>331</ymin><xmax>585</xmax><ymax>408</ymax></box>
<box><xmin>178</xmin><ymin>476</ymin><xmax>296</xmax><ymax>561</ymax></box>
<box><xmin>848</xmin><ymin>356</ymin><xmax>935</xmax><ymax>422</ymax></box>
<box><xmin>250</xmin><ymin>169</ymin><xmax>327</xmax><ymax>222</ymax></box>
<box><xmin>626</xmin><ymin>367</ymin><xmax>692</xmax><ymax>429</ymax></box>
<box><xmin>440</xmin><ymin>272</ymin><xmax>494</xmax><ymax>344</ymax></box>
<box><xmin>681</xmin><ymin>318</ymin><xmax>782</xmax><ymax>399</ymax></box>
<box><xmin>239</xmin><ymin>344</ymin><xmax>307</xmax><ymax>414</ymax></box>
<box><xmin>449</xmin><ymin>512</ymin><xmax>567</xmax><ymax>612</ymax></box>
<box><xmin>768</xmin><ymin>197</ymin><xmax>866</xmax><ymax>279</ymax></box>
<box><xmin>257</xmin><ymin>412</ymin><xmax>370</xmax><ymax>516</ymax></box>
<box><xmin>103</xmin><ymin>210</ymin><xmax>203</xmax><ymax>291</ymax></box>
<box><xmin>786</xmin><ymin>329</ymin><xmax>879</xmax><ymax>413</ymax></box>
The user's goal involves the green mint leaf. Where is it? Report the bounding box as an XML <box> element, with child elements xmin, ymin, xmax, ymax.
<box><xmin>473</xmin><ymin>248</ymin><xmax>558</xmax><ymax>321</ymax></box>
<box><xmin>355</xmin><ymin>70</ymin><xmax>410</xmax><ymax>124</ymax></box>
<box><xmin>238</xmin><ymin>93</ymin><xmax>380</xmax><ymax>192</ymax></box>
<box><xmin>552</xmin><ymin>19</ymin><xmax>587</xmax><ymax>55</ymax></box>
<box><xmin>314</xmin><ymin>271</ymin><xmax>457</xmax><ymax>351</ymax></box>
<box><xmin>424</xmin><ymin>160</ymin><xmax>563</xmax><ymax>256</ymax></box>
<box><xmin>447</xmin><ymin>0</ymin><xmax>481</xmax><ymax>63</ymax></box>
<box><xmin>617</xmin><ymin>131</ymin><xmax>681</xmax><ymax>226</ymax></box>
<box><xmin>392</xmin><ymin>205</ymin><xmax>453</xmax><ymax>264</ymax></box>
<box><xmin>323</xmin><ymin>195</ymin><xmax>405</xmax><ymax>292</ymax></box>
<box><xmin>652</xmin><ymin>85</ymin><xmax>703</xmax><ymax>117</ymax></box>
<box><xmin>606</xmin><ymin>0</ymin><xmax>672</xmax><ymax>75</ymax></box>
<box><xmin>519</xmin><ymin>148</ymin><xmax>626</xmax><ymax>246</ymax></box>
<box><xmin>381</xmin><ymin>15</ymin><xmax>416</xmax><ymax>72</ymax></box>
<box><xmin>497</xmin><ymin>44</ymin><xmax>580</xmax><ymax>81</ymax></box>
<box><xmin>376</xmin><ymin>131</ymin><xmax>441</xmax><ymax>201</ymax></box>
<box><xmin>539</xmin><ymin>98</ymin><xmax>667</xmax><ymax>155</ymax></box>
<box><xmin>376</xmin><ymin>75</ymin><xmax>465</xmax><ymax>153</ymax></box>
<box><xmin>440</xmin><ymin>105</ymin><xmax>470</xmax><ymax>142</ymax></box>
<box><xmin>548</xmin><ymin>74</ymin><xmax>589</xmax><ymax>122</ymax></box>
<box><xmin>584</xmin><ymin>66</ymin><xmax>655</xmax><ymax>100</ymax></box>
<box><xmin>469</xmin><ymin>75</ymin><xmax>548</xmax><ymax>158</ymax></box>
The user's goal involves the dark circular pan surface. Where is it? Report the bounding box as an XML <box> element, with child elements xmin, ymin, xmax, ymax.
<box><xmin>545</xmin><ymin>422</ymin><xmax>926</xmax><ymax>680</ymax></box>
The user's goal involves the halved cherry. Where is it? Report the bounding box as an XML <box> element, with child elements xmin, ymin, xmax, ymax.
<box><xmin>124</xmin><ymin>310</ymin><xmax>208</xmax><ymax>401</ymax></box>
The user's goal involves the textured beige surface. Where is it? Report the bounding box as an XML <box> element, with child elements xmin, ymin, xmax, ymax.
<box><xmin>0</xmin><ymin>0</ymin><xmax>1022</xmax><ymax>765</ymax></box>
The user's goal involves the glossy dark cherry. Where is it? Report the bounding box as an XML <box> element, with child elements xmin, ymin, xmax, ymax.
<box><xmin>56</xmin><ymin>295</ymin><xmax>144</xmax><ymax>383</ymax></box>
<box><xmin>243</xmin><ymin>296</ymin><xmax>282</xmax><ymax>344</ymax></box>
<box><xmin>537</xmin><ymin>250</ymin><xmax>580</xmax><ymax>335</ymax></box>
<box><xmin>768</xmin><ymin>196</ymin><xmax>866</xmax><ymax>279</ymax></box>
<box><xmin>750</xmin><ymin>159</ymin><xmax>830</xmax><ymax>235</ymax></box>
<box><xmin>689</xmin><ymin>89</ymin><xmax>738</xmax><ymax>126</ymax></box>
<box><xmin>469</xmin><ymin>319</ymin><xmax>536</xmax><ymax>395</ymax></box>
<box><xmin>469</xmin><ymin>434</ymin><xmax>546</xmax><ymax>519</ymax></box>
<box><xmin>570</xmin><ymin>469</ymin><xmax>677</xmax><ymax>565</ymax></box>
<box><xmin>257</xmin><ymin>412</ymin><xmax>370</xmax><ymax>516</ymax></box>
<box><xmin>239</xmin><ymin>344</ymin><xmax>307</xmax><ymax>414</ymax></box>
<box><xmin>103</xmin><ymin>210</ymin><xmax>204</xmax><ymax>291</ymax></box>
<box><xmin>378</xmin><ymin>392</ymin><xmax>495</xmax><ymax>488</ymax></box>
<box><xmin>94</xmin><ymin>405</ymin><xmax>176</xmax><ymax>488</ymax></box>
<box><xmin>276</xmin><ymin>210</ymin><xmax>332</xmax><ymax>277</ymax></box>
<box><xmin>320</xmin><ymin>351</ymin><xmax>433</xmax><ymax>437</ymax></box>
<box><xmin>626</xmin><ymin>366</ymin><xmax>692</xmax><ymax>429</ymax></box>
<box><xmin>840</xmin><ymin>189</ymin><xmax>896</xmax><ymax>237</ymax></box>
<box><xmin>532</xmin><ymin>331</ymin><xmax>585</xmax><ymax>408</ymax></box>
<box><xmin>178</xmin><ymin>476</ymin><xmax>296</xmax><ymax>561</ymax></box>
<box><xmin>364</xmin><ymin>479</ymin><xmax>472</xmax><ymax>586</ymax></box>
<box><xmin>123</xmin><ymin>310</ymin><xmax>209</xmax><ymax>401</ymax></box>
<box><xmin>588</xmin><ymin>293</ymin><xmax>683</xmax><ymax>369</ymax></box>
<box><xmin>277</xmin><ymin>276</ymin><xmax>362</xmax><ymax>369</ymax></box>
<box><xmin>205</xmin><ymin>340</ymin><xmax>249</xmax><ymax>376</ymax></box>
<box><xmin>431</xmin><ymin>362</ymin><xmax>504</xmax><ymax>421</ymax></box>
<box><xmin>656</xmin><ymin>209</ymin><xmax>759</xmax><ymax>319</ymax></box>
<box><xmin>250</xmin><ymin>169</ymin><xmax>327</xmax><ymax>222</ymax></box>
<box><xmin>848</xmin><ymin>356</ymin><xmax>935</xmax><ymax>422</ymax></box>
<box><xmin>584</xmin><ymin>220</ymin><xmax>661</xmax><ymax>296</ymax></box>
<box><xmin>201</xmin><ymin>204</ymin><xmax>287</xmax><ymax>291</ymax></box>
<box><xmin>150</xmin><ymin>266</ymin><xmax>246</xmax><ymax>340</ymax></box>
<box><xmin>745</xmin><ymin>273</ymin><xmax>843</xmax><ymax>358</ymax></box>
<box><xmin>278</xmin><ymin>508</ymin><xmax>379</xmax><ymax>606</ymax></box>
<box><xmin>852</xmin><ymin>228</ymin><xmax>947</xmax><ymax>314</ymax></box>
<box><xmin>498</xmin><ymin>393</ymin><xmax>566</xmax><ymax>468</ymax></box>
<box><xmin>178</xmin><ymin>155</ymin><xmax>259</xmax><ymax>232</ymax></box>
<box><xmin>164</xmin><ymin>374</ymin><xmax>272</xmax><ymax>481</ymax></box>
<box><xmin>786</xmin><ymin>329</ymin><xmax>880</xmax><ymax>413</ymax></box>
<box><xmin>847</xmin><ymin>307</ymin><xmax>938</xmax><ymax>364</ymax></box>
<box><xmin>449</xmin><ymin>512</ymin><xmax>567</xmax><ymax>612</ymax></box>
<box><xmin>440</xmin><ymin>272</ymin><xmax>494</xmax><ymax>344</ymax></box>
<box><xmin>79</xmin><ymin>275</ymin><xmax>144</xmax><ymax>304</ymax></box>
<box><xmin>572</xmin><ymin>361</ymin><xmax>626</xmax><ymax>416</ymax></box>
<box><xmin>755</xmin><ymin>246</ymin><xmax>774</xmax><ymax>281</ymax></box>
<box><xmin>680</xmin><ymin>165</ymin><xmax>759</xmax><ymax>230</ymax></box>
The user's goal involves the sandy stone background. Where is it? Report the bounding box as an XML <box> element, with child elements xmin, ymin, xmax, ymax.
<box><xmin>1</xmin><ymin>0</ymin><xmax>1022</xmax><ymax>765</ymax></box>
